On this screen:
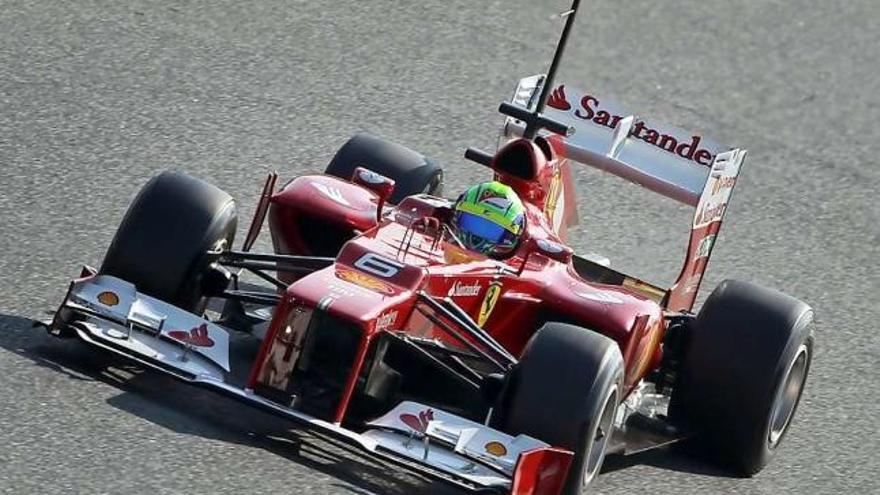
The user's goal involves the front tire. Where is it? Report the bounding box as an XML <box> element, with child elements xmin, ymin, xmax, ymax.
<box><xmin>497</xmin><ymin>323</ymin><xmax>624</xmax><ymax>493</ymax></box>
<box><xmin>672</xmin><ymin>279</ymin><xmax>814</xmax><ymax>475</ymax></box>
<box><xmin>324</xmin><ymin>133</ymin><xmax>443</xmax><ymax>203</ymax></box>
<box><xmin>100</xmin><ymin>170</ymin><xmax>238</xmax><ymax>313</ymax></box>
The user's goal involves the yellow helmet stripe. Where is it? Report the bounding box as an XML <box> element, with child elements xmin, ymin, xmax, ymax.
<box><xmin>455</xmin><ymin>201</ymin><xmax>523</xmax><ymax>234</ymax></box>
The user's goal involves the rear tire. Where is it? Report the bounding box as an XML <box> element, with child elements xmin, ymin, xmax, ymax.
<box><xmin>100</xmin><ymin>170</ymin><xmax>238</xmax><ymax>313</ymax></box>
<box><xmin>672</xmin><ymin>279</ymin><xmax>814</xmax><ymax>475</ymax></box>
<box><xmin>324</xmin><ymin>133</ymin><xmax>443</xmax><ymax>203</ymax></box>
<box><xmin>497</xmin><ymin>323</ymin><xmax>624</xmax><ymax>494</ymax></box>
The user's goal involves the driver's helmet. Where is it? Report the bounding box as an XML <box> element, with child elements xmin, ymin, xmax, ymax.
<box><xmin>452</xmin><ymin>181</ymin><xmax>526</xmax><ymax>257</ymax></box>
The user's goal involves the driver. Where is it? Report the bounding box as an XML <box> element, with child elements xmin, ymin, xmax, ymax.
<box><xmin>450</xmin><ymin>181</ymin><xmax>526</xmax><ymax>258</ymax></box>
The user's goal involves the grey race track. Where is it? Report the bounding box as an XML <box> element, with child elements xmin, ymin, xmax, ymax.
<box><xmin>1</xmin><ymin>1</ymin><xmax>878</xmax><ymax>494</ymax></box>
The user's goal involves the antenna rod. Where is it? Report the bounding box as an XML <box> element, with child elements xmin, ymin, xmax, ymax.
<box><xmin>533</xmin><ymin>0</ymin><xmax>582</xmax><ymax>118</ymax></box>
<box><xmin>479</xmin><ymin>0</ymin><xmax>583</xmax><ymax>156</ymax></box>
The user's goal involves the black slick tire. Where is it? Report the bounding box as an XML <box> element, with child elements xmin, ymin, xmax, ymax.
<box><xmin>100</xmin><ymin>170</ymin><xmax>238</xmax><ymax>313</ymax></box>
<box><xmin>672</xmin><ymin>279</ymin><xmax>814</xmax><ymax>475</ymax></box>
<box><xmin>324</xmin><ymin>133</ymin><xmax>443</xmax><ymax>203</ymax></box>
<box><xmin>498</xmin><ymin>322</ymin><xmax>624</xmax><ymax>494</ymax></box>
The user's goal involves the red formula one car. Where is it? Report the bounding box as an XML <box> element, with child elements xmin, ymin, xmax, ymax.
<box><xmin>45</xmin><ymin>4</ymin><xmax>813</xmax><ymax>494</ymax></box>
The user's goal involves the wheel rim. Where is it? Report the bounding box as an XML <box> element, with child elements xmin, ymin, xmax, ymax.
<box><xmin>583</xmin><ymin>387</ymin><xmax>618</xmax><ymax>486</ymax></box>
<box><xmin>768</xmin><ymin>343</ymin><xmax>809</xmax><ymax>447</ymax></box>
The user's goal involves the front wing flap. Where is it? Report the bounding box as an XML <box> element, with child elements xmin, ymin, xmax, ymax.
<box><xmin>49</xmin><ymin>274</ymin><xmax>573</xmax><ymax>494</ymax></box>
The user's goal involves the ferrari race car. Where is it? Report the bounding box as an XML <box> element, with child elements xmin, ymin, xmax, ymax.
<box><xmin>44</xmin><ymin>4</ymin><xmax>813</xmax><ymax>495</ymax></box>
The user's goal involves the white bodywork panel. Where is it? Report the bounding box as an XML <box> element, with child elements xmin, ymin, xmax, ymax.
<box><xmin>66</xmin><ymin>275</ymin><xmax>230</xmax><ymax>372</ymax></box>
<box><xmin>693</xmin><ymin>148</ymin><xmax>745</xmax><ymax>229</ymax></box>
<box><xmin>367</xmin><ymin>401</ymin><xmax>548</xmax><ymax>477</ymax></box>
<box><xmin>505</xmin><ymin>75</ymin><xmax>735</xmax><ymax>207</ymax></box>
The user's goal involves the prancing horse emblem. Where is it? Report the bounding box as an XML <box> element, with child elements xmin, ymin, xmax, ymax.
<box><xmin>478</xmin><ymin>282</ymin><xmax>502</xmax><ymax>327</ymax></box>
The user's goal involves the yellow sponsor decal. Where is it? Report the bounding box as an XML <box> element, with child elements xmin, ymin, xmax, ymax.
<box><xmin>484</xmin><ymin>441</ymin><xmax>507</xmax><ymax>457</ymax></box>
<box><xmin>544</xmin><ymin>168</ymin><xmax>562</xmax><ymax>225</ymax></box>
<box><xmin>336</xmin><ymin>267</ymin><xmax>396</xmax><ymax>295</ymax></box>
<box><xmin>97</xmin><ymin>291</ymin><xmax>119</xmax><ymax>307</ymax></box>
<box><xmin>477</xmin><ymin>282</ymin><xmax>502</xmax><ymax>327</ymax></box>
<box><xmin>443</xmin><ymin>243</ymin><xmax>484</xmax><ymax>265</ymax></box>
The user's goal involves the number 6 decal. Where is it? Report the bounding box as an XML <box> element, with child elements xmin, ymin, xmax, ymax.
<box><xmin>354</xmin><ymin>253</ymin><xmax>404</xmax><ymax>278</ymax></box>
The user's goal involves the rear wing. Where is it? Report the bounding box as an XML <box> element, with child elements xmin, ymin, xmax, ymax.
<box><xmin>503</xmin><ymin>75</ymin><xmax>747</xmax><ymax>311</ymax></box>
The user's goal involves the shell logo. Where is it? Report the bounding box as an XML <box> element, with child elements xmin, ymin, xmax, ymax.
<box><xmin>484</xmin><ymin>441</ymin><xmax>508</xmax><ymax>457</ymax></box>
<box><xmin>336</xmin><ymin>268</ymin><xmax>396</xmax><ymax>295</ymax></box>
<box><xmin>97</xmin><ymin>291</ymin><xmax>119</xmax><ymax>306</ymax></box>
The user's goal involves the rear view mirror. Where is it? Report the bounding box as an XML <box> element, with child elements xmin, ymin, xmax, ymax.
<box><xmin>353</xmin><ymin>167</ymin><xmax>395</xmax><ymax>199</ymax></box>
<box><xmin>353</xmin><ymin>167</ymin><xmax>396</xmax><ymax>221</ymax></box>
<box><xmin>534</xmin><ymin>237</ymin><xmax>573</xmax><ymax>263</ymax></box>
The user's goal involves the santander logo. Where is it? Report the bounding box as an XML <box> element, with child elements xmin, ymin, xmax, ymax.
<box><xmin>400</xmin><ymin>408</ymin><xmax>434</xmax><ymax>433</ymax></box>
<box><xmin>168</xmin><ymin>323</ymin><xmax>215</xmax><ymax>348</ymax></box>
<box><xmin>547</xmin><ymin>85</ymin><xmax>571</xmax><ymax>111</ymax></box>
<box><xmin>447</xmin><ymin>281</ymin><xmax>482</xmax><ymax>297</ymax></box>
<box><xmin>545</xmin><ymin>85</ymin><xmax>716</xmax><ymax>167</ymax></box>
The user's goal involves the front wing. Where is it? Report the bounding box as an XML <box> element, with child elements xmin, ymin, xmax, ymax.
<box><xmin>47</xmin><ymin>272</ymin><xmax>573</xmax><ymax>495</ymax></box>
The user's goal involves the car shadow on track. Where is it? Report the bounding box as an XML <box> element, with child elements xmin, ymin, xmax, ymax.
<box><xmin>0</xmin><ymin>313</ymin><xmax>463</xmax><ymax>495</ymax></box>
<box><xmin>602</xmin><ymin>446</ymin><xmax>734</xmax><ymax>478</ymax></box>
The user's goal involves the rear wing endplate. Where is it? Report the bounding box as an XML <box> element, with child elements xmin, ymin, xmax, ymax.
<box><xmin>503</xmin><ymin>75</ymin><xmax>747</xmax><ymax>311</ymax></box>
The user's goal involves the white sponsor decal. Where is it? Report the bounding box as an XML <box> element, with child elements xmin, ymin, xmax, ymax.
<box><xmin>312</xmin><ymin>182</ymin><xmax>351</xmax><ymax>206</ymax></box>
<box><xmin>575</xmin><ymin>289</ymin><xmax>624</xmax><ymax>305</ymax></box>
<box><xmin>354</xmin><ymin>252</ymin><xmax>404</xmax><ymax>278</ymax></box>
<box><xmin>376</xmin><ymin>310</ymin><xmax>398</xmax><ymax>331</ymax></box>
<box><xmin>447</xmin><ymin>281</ymin><xmax>483</xmax><ymax>297</ymax></box>
<box><xmin>693</xmin><ymin>149</ymin><xmax>743</xmax><ymax>228</ymax></box>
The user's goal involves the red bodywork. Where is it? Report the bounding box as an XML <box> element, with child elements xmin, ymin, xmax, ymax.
<box><xmin>246</xmin><ymin>136</ymin><xmax>670</xmax><ymax>427</ymax></box>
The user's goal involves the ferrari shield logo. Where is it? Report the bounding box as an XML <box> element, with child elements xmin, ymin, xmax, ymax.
<box><xmin>477</xmin><ymin>282</ymin><xmax>502</xmax><ymax>327</ymax></box>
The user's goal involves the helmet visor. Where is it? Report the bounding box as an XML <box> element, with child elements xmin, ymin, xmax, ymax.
<box><xmin>457</xmin><ymin>211</ymin><xmax>509</xmax><ymax>244</ymax></box>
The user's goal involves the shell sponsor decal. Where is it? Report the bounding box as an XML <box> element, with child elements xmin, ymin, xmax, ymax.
<box><xmin>96</xmin><ymin>291</ymin><xmax>119</xmax><ymax>307</ymax></box>
<box><xmin>477</xmin><ymin>282</ymin><xmax>502</xmax><ymax>327</ymax></box>
<box><xmin>336</xmin><ymin>267</ymin><xmax>396</xmax><ymax>295</ymax></box>
<box><xmin>400</xmin><ymin>408</ymin><xmax>434</xmax><ymax>433</ymax></box>
<box><xmin>484</xmin><ymin>441</ymin><xmax>508</xmax><ymax>457</ymax></box>
<box><xmin>168</xmin><ymin>323</ymin><xmax>215</xmax><ymax>348</ymax></box>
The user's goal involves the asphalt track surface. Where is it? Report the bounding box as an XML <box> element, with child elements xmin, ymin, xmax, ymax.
<box><xmin>1</xmin><ymin>1</ymin><xmax>878</xmax><ymax>494</ymax></box>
